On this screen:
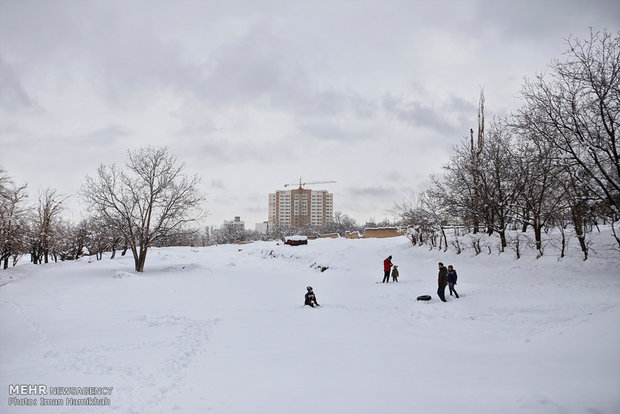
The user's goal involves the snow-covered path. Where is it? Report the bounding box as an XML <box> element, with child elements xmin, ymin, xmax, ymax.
<box><xmin>2</xmin><ymin>236</ymin><xmax>619</xmax><ymax>413</ymax></box>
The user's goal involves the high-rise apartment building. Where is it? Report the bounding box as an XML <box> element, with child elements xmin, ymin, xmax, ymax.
<box><xmin>269</xmin><ymin>188</ymin><xmax>333</xmax><ymax>227</ymax></box>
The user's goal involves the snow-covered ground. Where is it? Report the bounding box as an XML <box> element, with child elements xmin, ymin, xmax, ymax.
<box><xmin>1</xmin><ymin>232</ymin><xmax>619</xmax><ymax>414</ymax></box>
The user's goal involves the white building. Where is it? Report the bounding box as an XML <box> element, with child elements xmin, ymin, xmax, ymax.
<box><xmin>222</xmin><ymin>216</ymin><xmax>245</xmax><ymax>231</ymax></box>
<box><xmin>255</xmin><ymin>221</ymin><xmax>269</xmax><ymax>234</ymax></box>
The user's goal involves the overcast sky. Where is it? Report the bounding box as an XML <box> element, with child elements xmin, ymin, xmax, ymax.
<box><xmin>1</xmin><ymin>0</ymin><xmax>619</xmax><ymax>229</ymax></box>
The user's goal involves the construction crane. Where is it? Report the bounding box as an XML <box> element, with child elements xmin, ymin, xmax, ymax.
<box><xmin>284</xmin><ymin>178</ymin><xmax>336</xmax><ymax>189</ymax></box>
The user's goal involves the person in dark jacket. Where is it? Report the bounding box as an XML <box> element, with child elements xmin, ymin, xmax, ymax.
<box><xmin>447</xmin><ymin>265</ymin><xmax>459</xmax><ymax>298</ymax></box>
<box><xmin>437</xmin><ymin>262</ymin><xmax>448</xmax><ymax>302</ymax></box>
<box><xmin>304</xmin><ymin>286</ymin><xmax>320</xmax><ymax>307</ymax></box>
<box><xmin>391</xmin><ymin>265</ymin><xmax>399</xmax><ymax>282</ymax></box>
<box><xmin>382</xmin><ymin>255</ymin><xmax>393</xmax><ymax>283</ymax></box>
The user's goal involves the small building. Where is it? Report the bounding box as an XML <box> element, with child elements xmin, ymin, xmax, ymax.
<box><xmin>283</xmin><ymin>235</ymin><xmax>308</xmax><ymax>246</ymax></box>
<box><xmin>223</xmin><ymin>216</ymin><xmax>245</xmax><ymax>231</ymax></box>
<box><xmin>345</xmin><ymin>227</ymin><xmax>405</xmax><ymax>239</ymax></box>
<box><xmin>362</xmin><ymin>227</ymin><xmax>405</xmax><ymax>238</ymax></box>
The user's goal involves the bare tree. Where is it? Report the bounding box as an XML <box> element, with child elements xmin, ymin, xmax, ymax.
<box><xmin>70</xmin><ymin>219</ymin><xmax>90</xmax><ymax>260</ymax></box>
<box><xmin>215</xmin><ymin>224</ymin><xmax>247</xmax><ymax>245</ymax></box>
<box><xmin>393</xmin><ymin>192</ymin><xmax>448</xmax><ymax>249</ymax></box>
<box><xmin>515</xmin><ymin>131</ymin><xmax>555</xmax><ymax>229</ymax></box>
<box><xmin>48</xmin><ymin>219</ymin><xmax>79</xmax><ymax>262</ymax></box>
<box><xmin>520</xmin><ymin>30</ymin><xmax>620</xmax><ymax>246</ymax></box>
<box><xmin>472</xmin><ymin>90</ymin><xmax>485</xmax><ymax>233</ymax></box>
<box><xmin>558</xmin><ymin>166</ymin><xmax>594</xmax><ymax>260</ymax></box>
<box><xmin>475</xmin><ymin>120</ymin><xmax>526</xmax><ymax>251</ymax></box>
<box><xmin>320</xmin><ymin>211</ymin><xmax>360</xmax><ymax>237</ymax></box>
<box><xmin>431</xmin><ymin>136</ymin><xmax>486</xmax><ymax>233</ymax></box>
<box><xmin>0</xmin><ymin>169</ymin><xmax>29</xmax><ymax>269</ymax></box>
<box><xmin>29</xmin><ymin>188</ymin><xmax>67</xmax><ymax>264</ymax></box>
<box><xmin>81</xmin><ymin>147</ymin><xmax>204</xmax><ymax>272</ymax></box>
<box><xmin>512</xmin><ymin>118</ymin><xmax>569</xmax><ymax>255</ymax></box>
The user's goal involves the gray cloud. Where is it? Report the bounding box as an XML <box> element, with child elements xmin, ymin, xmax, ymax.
<box><xmin>202</xmin><ymin>25</ymin><xmax>295</xmax><ymax>103</ymax></box>
<box><xmin>299</xmin><ymin>119</ymin><xmax>374</xmax><ymax>143</ymax></box>
<box><xmin>210</xmin><ymin>179</ymin><xmax>225</xmax><ymax>190</ymax></box>
<box><xmin>385</xmin><ymin>170</ymin><xmax>407</xmax><ymax>183</ymax></box>
<box><xmin>445</xmin><ymin>96</ymin><xmax>477</xmax><ymax>114</ymax></box>
<box><xmin>196</xmin><ymin>23</ymin><xmax>380</xmax><ymax>120</ymax></box>
<box><xmin>82</xmin><ymin>125</ymin><xmax>131</xmax><ymax>144</ymax></box>
<box><xmin>0</xmin><ymin>57</ymin><xmax>36</xmax><ymax>111</ymax></box>
<box><xmin>382</xmin><ymin>95</ymin><xmax>463</xmax><ymax>136</ymax></box>
<box><xmin>346</xmin><ymin>186</ymin><xmax>396</xmax><ymax>198</ymax></box>
<box><xmin>470</xmin><ymin>0</ymin><xmax>620</xmax><ymax>41</ymax></box>
<box><xmin>1</xmin><ymin>1</ymin><xmax>617</xmax><ymax>227</ymax></box>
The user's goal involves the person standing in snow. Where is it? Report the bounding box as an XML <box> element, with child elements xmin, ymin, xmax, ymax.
<box><xmin>382</xmin><ymin>255</ymin><xmax>393</xmax><ymax>283</ymax></box>
<box><xmin>437</xmin><ymin>262</ymin><xmax>448</xmax><ymax>302</ymax></box>
<box><xmin>447</xmin><ymin>265</ymin><xmax>459</xmax><ymax>298</ymax></box>
<box><xmin>305</xmin><ymin>286</ymin><xmax>320</xmax><ymax>307</ymax></box>
<box><xmin>391</xmin><ymin>265</ymin><xmax>399</xmax><ymax>282</ymax></box>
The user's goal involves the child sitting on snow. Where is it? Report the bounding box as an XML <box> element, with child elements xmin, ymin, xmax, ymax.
<box><xmin>304</xmin><ymin>286</ymin><xmax>320</xmax><ymax>307</ymax></box>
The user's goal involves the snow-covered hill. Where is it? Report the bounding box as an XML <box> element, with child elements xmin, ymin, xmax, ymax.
<box><xmin>1</xmin><ymin>234</ymin><xmax>619</xmax><ymax>414</ymax></box>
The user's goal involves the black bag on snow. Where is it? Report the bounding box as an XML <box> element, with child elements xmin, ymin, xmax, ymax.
<box><xmin>417</xmin><ymin>295</ymin><xmax>432</xmax><ymax>301</ymax></box>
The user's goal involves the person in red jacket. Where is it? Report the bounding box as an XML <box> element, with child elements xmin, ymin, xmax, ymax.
<box><xmin>382</xmin><ymin>255</ymin><xmax>393</xmax><ymax>283</ymax></box>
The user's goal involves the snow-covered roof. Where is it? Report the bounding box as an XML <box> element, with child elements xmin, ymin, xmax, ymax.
<box><xmin>284</xmin><ymin>235</ymin><xmax>308</xmax><ymax>241</ymax></box>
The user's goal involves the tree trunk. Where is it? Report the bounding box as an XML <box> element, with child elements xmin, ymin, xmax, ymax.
<box><xmin>571</xmin><ymin>204</ymin><xmax>588</xmax><ymax>261</ymax></box>
<box><xmin>441</xmin><ymin>227</ymin><xmax>448</xmax><ymax>252</ymax></box>
<box><xmin>486</xmin><ymin>210</ymin><xmax>494</xmax><ymax>236</ymax></box>
<box><xmin>135</xmin><ymin>246</ymin><xmax>148</xmax><ymax>272</ymax></box>
<box><xmin>499</xmin><ymin>230</ymin><xmax>507</xmax><ymax>252</ymax></box>
<box><xmin>577</xmin><ymin>235</ymin><xmax>588</xmax><ymax>261</ymax></box>
<box><xmin>515</xmin><ymin>235</ymin><xmax>521</xmax><ymax>259</ymax></box>
<box><xmin>75</xmin><ymin>243</ymin><xmax>83</xmax><ymax>260</ymax></box>
<box><xmin>612</xmin><ymin>221</ymin><xmax>620</xmax><ymax>248</ymax></box>
<box><xmin>136</xmin><ymin>253</ymin><xmax>147</xmax><ymax>272</ymax></box>
<box><xmin>534</xmin><ymin>224</ymin><xmax>543</xmax><ymax>254</ymax></box>
<box><xmin>521</xmin><ymin>209</ymin><xmax>530</xmax><ymax>232</ymax></box>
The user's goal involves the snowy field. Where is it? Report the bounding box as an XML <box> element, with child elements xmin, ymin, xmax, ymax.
<box><xmin>1</xmin><ymin>232</ymin><xmax>619</xmax><ymax>414</ymax></box>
